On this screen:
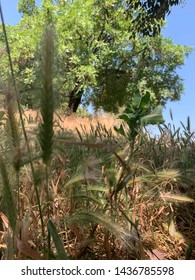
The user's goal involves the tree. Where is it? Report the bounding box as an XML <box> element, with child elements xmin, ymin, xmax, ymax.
<box><xmin>18</xmin><ymin>0</ymin><xmax>36</xmax><ymax>16</ymax></box>
<box><xmin>127</xmin><ymin>0</ymin><xmax>185</xmax><ymax>36</ymax></box>
<box><xmin>0</xmin><ymin>0</ymin><xmax>191</xmax><ymax>113</ymax></box>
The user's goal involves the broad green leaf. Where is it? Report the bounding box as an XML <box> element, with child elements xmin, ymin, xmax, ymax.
<box><xmin>140</xmin><ymin>106</ymin><xmax>164</xmax><ymax>125</ymax></box>
<box><xmin>139</xmin><ymin>91</ymin><xmax>151</xmax><ymax>110</ymax></box>
<box><xmin>132</xmin><ymin>91</ymin><xmax>142</xmax><ymax>109</ymax></box>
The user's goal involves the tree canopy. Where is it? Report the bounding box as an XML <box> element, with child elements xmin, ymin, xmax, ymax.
<box><xmin>18</xmin><ymin>0</ymin><xmax>36</xmax><ymax>16</ymax></box>
<box><xmin>0</xmin><ymin>0</ymin><xmax>191</xmax><ymax>113</ymax></box>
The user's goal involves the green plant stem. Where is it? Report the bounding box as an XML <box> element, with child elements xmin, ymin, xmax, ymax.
<box><xmin>45</xmin><ymin>164</ymin><xmax>51</xmax><ymax>257</ymax></box>
<box><xmin>16</xmin><ymin>171</ymin><xmax>20</xmax><ymax>217</ymax></box>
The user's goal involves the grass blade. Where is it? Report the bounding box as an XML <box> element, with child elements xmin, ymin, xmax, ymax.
<box><xmin>48</xmin><ymin>219</ymin><xmax>68</xmax><ymax>260</ymax></box>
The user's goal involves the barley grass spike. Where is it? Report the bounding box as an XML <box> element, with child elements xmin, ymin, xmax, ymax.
<box><xmin>39</xmin><ymin>25</ymin><xmax>55</xmax><ymax>165</ymax></box>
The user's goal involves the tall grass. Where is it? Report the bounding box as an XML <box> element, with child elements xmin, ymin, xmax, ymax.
<box><xmin>38</xmin><ymin>23</ymin><xmax>55</xmax><ymax>257</ymax></box>
<box><xmin>0</xmin><ymin>95</ymin><xmax>195</xmax><ymax>259</ymax></box>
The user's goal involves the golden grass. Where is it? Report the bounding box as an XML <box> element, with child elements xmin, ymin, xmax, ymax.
<box><xmin>22</xmin><ymin>110</ymin><xmax>122</xmax><ymax>134</ymax></box>
<box><xmin>0</xmin><ymin>104</ymin><xmax>195</xmax><ymax>260</ymax></box>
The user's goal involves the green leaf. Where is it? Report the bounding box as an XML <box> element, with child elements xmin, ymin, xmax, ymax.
<box><xmin>48</xmin><ymin>219</ymin><xmax>68</xmax><ymax>260</ymax></box>
<box><xmin>139</xmin><ymin>91</ymin><xmax>151</xmax><ymax>110</ymax></box>
<box><xmin>140</xmin><ymin>105</ymin><xmax>164</xmax><ymax>125</ymax></box>
<box><xmin>131</xmin><ymin>91</ymin><xmax>142</xmax><ymax>109</ymax></box>
<box><xmin>114</xmin><ymin>124</ymin><xmax>126</xmax><ymax>138</ymax></box>
<box><xmin>118</xmin><ymin>113</ymin><xmax>131</xmax><ymax>123</ymax></box>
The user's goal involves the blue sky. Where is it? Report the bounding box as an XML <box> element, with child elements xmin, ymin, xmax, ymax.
<box><xmin>162</xmin><ymin>0</ymin><xmax>195</xmax><ymax>132</ymax></box>
<box><xmin>1</xmin><ymin>0</ymin><xmax>195</xmax><ymax>131</ymax></box>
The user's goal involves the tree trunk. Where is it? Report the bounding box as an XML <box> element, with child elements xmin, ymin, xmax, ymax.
<box><xmin>68</xmin><ymin>90</ymin><xmax>83</xmax><ymax>113</ymax></box>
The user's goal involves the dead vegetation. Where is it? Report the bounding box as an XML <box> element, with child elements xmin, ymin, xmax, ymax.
<box><xmin>0</xmin><ymin>105</ymin><xmax>195</xmax><ymax>260</ymax></box>
<box><xmin>21</xmin><ymin>109</ymin><xmax>122</xmax><ymax>135</ymax></box>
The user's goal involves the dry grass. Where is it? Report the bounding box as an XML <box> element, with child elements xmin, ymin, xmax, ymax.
<box><xmin>1</xmin><ymin>108</ymin><xmax>194</xmax><ymax>260</ymax></box>
<box><xmin>22</xmin><ymin>109</ymin><xmax>122</xmax><ymax>135</ymax></box>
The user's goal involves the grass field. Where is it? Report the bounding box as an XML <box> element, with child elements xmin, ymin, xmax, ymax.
<box><xmin>0</xmin><ymin>104</ymin><xmax>194</xmax><ymax>260</ymax></box>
